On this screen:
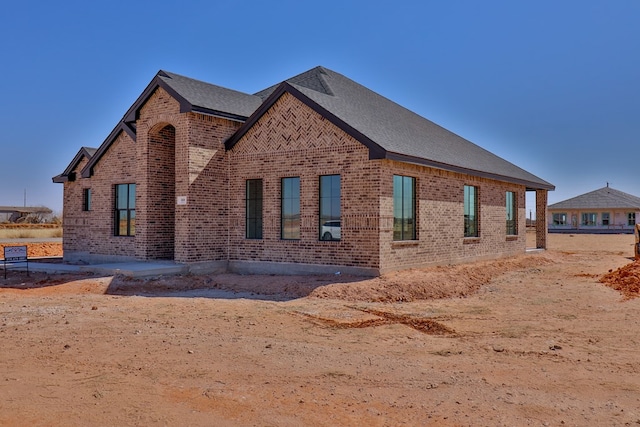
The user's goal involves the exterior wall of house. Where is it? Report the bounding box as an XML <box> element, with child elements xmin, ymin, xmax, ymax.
<box><xmin>60</xmin><ymin>87</ymin><xmax>538</xmax><ymax>274</ymax></box>
<box><xmin>61</xmin><ymin>157</ymin><xmax>93</xmax><ymax>258</ymax></box>
<box><xmin>62</xmin><ymin>87</ymin><xmax>243</xmax><ymax>264</ymax></box>
<box><xmin>548</xmin><ymin>208</ymin><xmax>640</xmax><ymax>231</ymax></box>
<box><xmin>63</xmin><ymin>131</ymin><xmax>138</xmax><ymax>263</ymax></box>
<box><xmin>133</xmin><ymin>87</ymin><xmax>242</xmax><ymax>263</ymax></box>
<box><xmin>227</xmin><ymin>92</ymin><xmax>381</xmax><ymax>275</ymax></box>
<box><xmin>378</xmin><ymin>161</ymin><xmax>527</xmax><ymax>273</ymax></box>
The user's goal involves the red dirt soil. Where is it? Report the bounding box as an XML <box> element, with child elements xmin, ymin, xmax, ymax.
<box><xmin>1</xmin><ymin>234</ymin><xmax>640</xmax><ymax>425</ymax></box>
<box><xmin>0</xmin><ymin>242</ymin><xmax>62</xmax><ymax>258</ymax></box>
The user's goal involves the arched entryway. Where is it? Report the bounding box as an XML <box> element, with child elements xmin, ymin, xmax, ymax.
<box><xmin>146</xmin><ymin>123</ymin><xmax>176</xmax><ymax>259</ymax></box>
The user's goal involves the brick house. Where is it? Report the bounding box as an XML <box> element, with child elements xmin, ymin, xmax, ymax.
<box><xmin>53</xmin><ymin>66</ymin><xmax>553</xmax><ymax>276</ymax></box>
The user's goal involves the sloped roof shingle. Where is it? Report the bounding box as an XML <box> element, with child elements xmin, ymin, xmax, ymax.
<box><xmin>56</xmin><ymin>65</ymin><xmax>554</xmax><ymax>191</ymax></box>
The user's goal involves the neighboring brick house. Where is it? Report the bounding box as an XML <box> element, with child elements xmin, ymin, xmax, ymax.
<box><xmin>548</xmin><ymin>185</ymin><xmax>640</xmax><ymax>233</ymax></box>
<box><xmin>53</xmin><ymin>66</ymin><xmax>554</xmax><ymax>275</ymax></box>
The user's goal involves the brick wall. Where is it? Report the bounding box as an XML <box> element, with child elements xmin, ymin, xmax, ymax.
<box><xmin>63</xmin><ymin>131</ymin><xmax>138</xmax><ymax>262</ymax></box>
<box><xmin>228</xmin><ymin>92</ymin><xmax>381</xmax><ymax>270</ymax></box>
<box><xmin>62</xmin><ymin>86</ymin><xmax>533</xmax><ymax>273</ymax></box>
<box><xmin>378</xmin><ymin>161</ymin><xmax>526</xmax><ymax>272</ymax></box>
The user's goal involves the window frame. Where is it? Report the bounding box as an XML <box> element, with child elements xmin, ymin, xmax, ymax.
<box><xmin>114</xmin><ymin>183</ymin><xmax>136</xmax><ymax>237</ymax></box>
<box><xmin>601</xmin><ymin>212</ymin><xmax>610</xmax><ymax>226</ymax></box>
<box><xmin>629</xmin><ymin>212</ymin><xmax>636</xmax><ymax>226</ymax></box>
<box><xmin>581</xmin><ymin>212</ymin><xmax>597</xmax><ymax>227</ymax></box>
<box><xmin>319</xmin><ymin>175</ymin><xmax>341</xmax><ymax>241</ymax></box>
<box><xmin>464</xmin><ymin>185</ymin><xmax>479</xmax><ymax>238</ymax></box>
<box><xmin>393</xmin><ymin>175</ymin><xmax>416</xmax><ymax>241</ymax></box>
<box><xmin>245</xmin><ymin>179</ymin><xmax>263</xmax><ymax>239</ymax></box>
<box><xmin>82</xmin><ymin>188</ymin><xmax>92</xmax><ymax>212</ymax></box>
<box><xmin>552</xmin><ymin>213</ymin><xmax>567</xmax><ymax>226</ymax></box>
<box><xmin>505</xmin><ymin>191</ymin><xmax>517</xmax><ymax>235</ymax></box>
<box><xmin>281</xmin><ymin>177</ymin><xmax>301</xmax><ymax>240</ymax></box>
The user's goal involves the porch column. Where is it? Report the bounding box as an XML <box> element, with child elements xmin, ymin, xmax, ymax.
<box><xmin>536</xmin><ymin>189</ymin><xmax>548</xmax><ymax>249</ymax></box>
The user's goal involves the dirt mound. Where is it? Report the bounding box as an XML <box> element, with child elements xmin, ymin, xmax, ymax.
<box><xmin>309</xmin><ymin>254</ymin><xmax>555</xmax><ymax>302</ymax></box>
<box><xmin>599</xmin><ymin>260</ymin><xmax>640</xmax><ymax>299</ymax></box>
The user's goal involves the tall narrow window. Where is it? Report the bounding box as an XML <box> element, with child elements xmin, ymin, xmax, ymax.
<box><xmin>281</xmin><ymin>177</ymin><xmax>300</xmax><ymax>240</ymax></box>
<box><xmin>246</xmin><ymin>179</ymin><xmax>263</xmax><ymax>239</ymax></box>
<box><xmin>506</xmin><ymin>191</ymin><xmax>516</xmax><ymax>235</ymax></box>
<box><xmin>319</xmin><ymin>175</ymin><xmax>341</xmax><ymax>241</ymax></box>
<box><xmin>601</xmin><ymin>212</ymin><xmax>610</xmax><ymax>226</ymax></box>
<box><xmin>464</xmin><ymin>185</ymin><xmax>479</xmax><ymax>237</ymax></box>
<box><xmin>82</xmin><ymin>188</ymin><xmax>92</xmax><ymax>211</ymax></box>
<box><xmin>114</xmin><ymin>183</ymin><xmax>136</xmax><ymax>236</ymax></box>
<box><xmin>393</xmin><ymin>175</ymin><xmax>416</xmax><ymax>240</ymax></box>
<box><xmin>629</xmin><ymin>213</ymin><xmax>636</xmax><ymax>226</ymax></box>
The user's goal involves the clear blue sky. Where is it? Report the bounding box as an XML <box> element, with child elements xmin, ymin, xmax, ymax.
<box><xmin>1</xmin><ymin>0</ymin><xmax>638</xmax><ymax>217</ymax></box>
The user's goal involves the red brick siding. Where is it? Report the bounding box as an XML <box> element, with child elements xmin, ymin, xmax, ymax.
<box><xmin>62</xmin><ymin>85</ymin><xmax>533</xmax><ymax>273</ymax></box>
<box><xmin>379</xmin><ymin>161</ymin><xmax>526</xmax><ymax>272</ymax></box>
<box><xmin>228</xmin><ymin>92</ymin><xmax>382</xmax><ymax>269</ymax></box>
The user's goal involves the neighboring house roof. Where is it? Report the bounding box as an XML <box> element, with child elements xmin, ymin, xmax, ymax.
<box><xmin>0</xmin><ymin>206</ymin><xmax>52</xmax><ymax>214</ymax></box>
<box><xmin>54</xmin><ymin>66</ymin><xmax>554</xmax><ymax>191</ymax></box>
<box><xmin>548</xmin><ymin>187</ymin><xmax>640</xmax><ymax>210</ymax></box>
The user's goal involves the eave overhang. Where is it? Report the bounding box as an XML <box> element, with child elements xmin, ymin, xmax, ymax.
<box><xmin>80</xmin><ymin>121</ymin><xmax>136</xmax><ymax>178</ymax></box>
<box><xmin>52</xmin><ymin>147</ymin><xmax>97</xmax><ymax>184</ymax></box>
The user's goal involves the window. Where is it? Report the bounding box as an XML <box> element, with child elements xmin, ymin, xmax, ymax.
<box><xmin>581</xmin><ymin>212</ymin><xmax>597</xmax><ymax>226</ymax></box>
<box><xmin>281</xmin><ymin>177</ymin><xmax>300</xmax><ymax>239</ymax></box>
<box><xmin>82</xmin><ymin>188</ymin><xmax>92</xmax><ymax>211</ymax></box>
<box><xmin>393</xmin><ymin>175</ymin><xmax>416</xmax><ymax>240</ymax></box>
<box><xmin>246</xmin><ymin>179</ymin><xmax>263</xmax><ymax>239</ymax></box>
<box><xmin>464</xmin><ymin>185</ymin><xmax>479</xmax><ymax>237</ymax></box>
<box><xmin>601</xmin><ymin>212</ymin><xmax>610</xmax><ymax>226</ymax></box>
<box><xmin>552</xmin><ymin>213</ymin><xmax>567</xmax><ymax>226</ymax></box>
<box><xmin>506</xmin><ymin>191</ymin><xmax>516</xmax><ymax>235</ymax></box>
<box><xmin>629</xmin><ymin>213</ymin><xmax>636</xmax><ymax>226</ymax></box>
<box><xmin>114</xmin><ymin>184</ymin><xmax>136</xmax><ymax>236</ymax></box>
<box><xmin>319</xmin><ymin>175</ymin><xmax>341</xmax><ymax>241</ymax></box>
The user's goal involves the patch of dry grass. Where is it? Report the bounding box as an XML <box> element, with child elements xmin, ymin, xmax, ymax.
<box><xmin>0</xmin><ymin>227</ymin><xmax>62</xmax><ymax>239</ymax></box>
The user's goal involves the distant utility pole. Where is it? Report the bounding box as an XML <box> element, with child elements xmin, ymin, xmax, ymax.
<box><xmin>24</xmin><ymin>189</ymin><xmax>26</xmax><ymax>207</ymax></box>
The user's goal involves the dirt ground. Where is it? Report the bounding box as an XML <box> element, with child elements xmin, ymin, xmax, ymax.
<box><xmin>1</xmin><ymin>233</ymin><xmax>639</xmax><ymax>426</ymax></box>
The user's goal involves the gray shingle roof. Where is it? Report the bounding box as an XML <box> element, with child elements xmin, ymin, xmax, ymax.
<box><xmin>249</xmin><ymin>66</ymin><xmax>553</xmax><ymax>190</ymax></box>
<box><xmin>549</xmin><ymin>187</ymin><xmax>640</xmax><ymax>210</ymax></box>
<box><xmin>158</xmin><ymin>71</ymin><xmax>262</xmax><ymax>119</ymax></box>
<box><xmin>290</xmin><ymin>67</ymin><xmax>553</xmax><ymax>189</ymax></box>
<box><xmin>58</xmin><ymin>66</ymin><xmax>554</xmax><ymax>191</ymax></box>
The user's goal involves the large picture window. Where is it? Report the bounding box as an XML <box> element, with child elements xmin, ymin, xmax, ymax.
<box><xmin>319</xmin><ymin>175</ymin><xmax>341</xmax><ymax>241</ymax></box>
<box><xmin>246</xmin><ymin>179</ymin><xmax>263</xmax><ymax>239</ymax></box>
<box><xmin>464</xmin><ymin>185</ymin><xmax>479</xmax><ymax>237</ymax></box>
<box><xmin>281</xmin><ymin>177</ymin><xmax>300</xmax><ymax>240</ymax></box>
<box><xmin>114</xmin><ymin>183</ymin><xmax>136</xmax><ymax>236</ymax></box>
<box><xmin>506</xmin><ymin>191</ymin><xmax>516</xmax><ymax>235</ymax></box>
<box><xmin>393</xmin><ymin>175</ymin><xmax>416</xmax><ymax>240</ymax></box>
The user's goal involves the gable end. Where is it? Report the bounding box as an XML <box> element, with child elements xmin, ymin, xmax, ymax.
<box><xmin>225</xmin><ymin>82</ymin><xmax>386</xmax><ymax>159</ymax></box>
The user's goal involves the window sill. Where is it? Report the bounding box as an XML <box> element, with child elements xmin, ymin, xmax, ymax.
<box><xmin>463</xmin><ymin>237</ymin><xmax>480</xmax><ymax>244</ymax></box>
<box><xmin>391</xmin><ymin>240</ymin><xmax>419</xmax><ymax>248</ymax></box>
<box><xmin>506</xmin><ymin>235</ymin><xmax>518</xmax><ymax>241</ymax></box>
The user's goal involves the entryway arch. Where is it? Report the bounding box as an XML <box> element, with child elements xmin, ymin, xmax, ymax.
<box><xmin>146</xmin><ymin>123</ymin><xmax>176</xmax><ymax>259</ymax></box>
